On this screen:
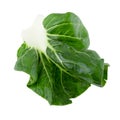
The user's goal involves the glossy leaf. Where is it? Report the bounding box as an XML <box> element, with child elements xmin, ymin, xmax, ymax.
<box><xmin>15</xmin><ymin>43</ymin><xmax>90</xmax><ymax>105</ymax></box>
<box><xmin>43</xmin><ymin>12</ymin><xmax>90</xmax><ymax>51</ymax></box>
<box><xmin>15</xmin><ymin>12</ymin><xmax>109</xmax><ymax>105</ymax></box>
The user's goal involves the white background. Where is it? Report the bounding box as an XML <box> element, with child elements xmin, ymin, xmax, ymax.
<box><xmin>0</xmin><ymin>0</ymin><xmax>120</xmax><ymax>120</ymax></box>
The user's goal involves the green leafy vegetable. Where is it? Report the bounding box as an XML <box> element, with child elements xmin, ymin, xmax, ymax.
<box><xmin>14</xmin><ymin>12</ymin><xmax>109</xmax><ymax>105</ymax></box>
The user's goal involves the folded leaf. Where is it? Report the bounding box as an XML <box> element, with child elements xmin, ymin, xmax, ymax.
<box><xmin>15</xmin><ymin>12</ymin><xmax>109</xmax><ymax>105</ymax></box>
<box><xmin>15</xmin><ymin>43</ymin><xmax>90</xmax><ymax>105</ymax></box>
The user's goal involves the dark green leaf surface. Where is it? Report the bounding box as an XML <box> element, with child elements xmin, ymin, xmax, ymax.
<box><xmin>15</xmin><ymin>43</ymin><xmax>90</xmax><ymax>105</ymax></box>
<box><xmin>15</xmin><ymin>12</ymin><xmax>109</xmax><ymax>105</ymax></box>
<box><xmin>43</xmin><ymin>12</ymin><xmax>90</xmax><ymax>51</ymax></box>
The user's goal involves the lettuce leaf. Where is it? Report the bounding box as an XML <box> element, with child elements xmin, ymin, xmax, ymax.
<box><xmin>15</xmin><ymin>12</ymin><xmax>109</xmax><ymax>105</ymax></box>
